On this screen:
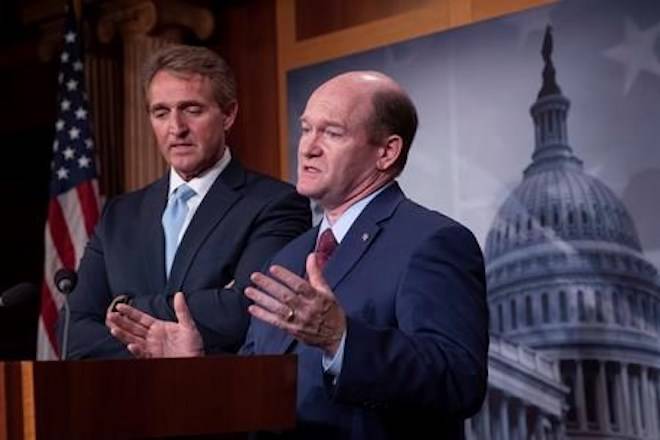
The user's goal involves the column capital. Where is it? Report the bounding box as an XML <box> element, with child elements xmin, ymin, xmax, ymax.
<box><xmin>5</xmin><ymin>8</ymin><xmax>67</xmax><ymax>65</ymax></box>
<box><xmin>97</xmin><ymin>0</ymin><xmax>214</xmax><ymax>43</ymax></box>
<box><xmin>36</xmin><ymin>16</ymin><xmax>66</xmax><ymax>62</ymax></box>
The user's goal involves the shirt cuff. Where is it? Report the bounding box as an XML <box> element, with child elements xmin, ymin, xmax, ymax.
<box><xmin>322</xmin><ymin>331</ymin><xmax>346</xmax><ymax>377</ymax></box>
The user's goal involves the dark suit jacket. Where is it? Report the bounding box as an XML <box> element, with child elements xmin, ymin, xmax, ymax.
<box><xmin>242</xmin><ymin>183</ymin><xmax>488</xmax><ymax>439</ymax></box>
<box><xmin>62</xmin><ymin>159</ymin><xmax>311</xmax><ymax>359</ymax></box>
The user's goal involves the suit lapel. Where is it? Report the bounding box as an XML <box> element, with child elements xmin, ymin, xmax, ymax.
<box><xmin>323</xmin><ymin>222</ymin><xmax>381</xmax><ymax>291</ymax></box>
<box><xmin>165</xmin><ymin>160</ymin><xmax>246</xmax><ymax>292</ymax></box>
<box><xmin>324</xmin><ymin>183</ymin><xmax>404</xmax><ymax>291</ymax></box>
<box><xmin>269</xmin><ymin>183</ymin><xmax>406</xmax><ymax>355</ymax></box>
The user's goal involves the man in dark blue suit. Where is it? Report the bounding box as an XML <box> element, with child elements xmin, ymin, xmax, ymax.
<box><xmin>62</xmin><ymin>45</ymin><xmax>310</xmax><ymax>359</ymax></box>
<box><xmin>109</xmin><ymin>71</ymin><xmax>488</xmax><ymax>439</ymax></box>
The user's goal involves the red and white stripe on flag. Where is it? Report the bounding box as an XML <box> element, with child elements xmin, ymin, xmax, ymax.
<box><xmin>37</xmin><ymin>181</ymin><xmax>101</xmax><ymax>360</ymax></box>
<box><xmin>37</xmin><ymin>3</ymin><xmax>103</xmax><ymax>360</ymax></box>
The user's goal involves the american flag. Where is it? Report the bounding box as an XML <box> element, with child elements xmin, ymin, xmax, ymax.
<box><xmin>36</xmin><ymin>5</ymin><xmax>102</xmax><ymax>360</ymax></box>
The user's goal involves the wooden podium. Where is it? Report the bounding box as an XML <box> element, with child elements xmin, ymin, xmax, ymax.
<box><xmin>0</xmin><ymin>355</ymin><xmax>296</xmax><ymax>439</ymax></box>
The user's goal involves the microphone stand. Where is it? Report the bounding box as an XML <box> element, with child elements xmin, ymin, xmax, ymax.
<box><xmin>61</xmin><ymin>297</ymin><xmax>71</xmax><ymax>361</ymax></box>
<box><xmin>54</xmin><ymin>268</ymin><xmax>77</xmax><ymax>361</ymax></box>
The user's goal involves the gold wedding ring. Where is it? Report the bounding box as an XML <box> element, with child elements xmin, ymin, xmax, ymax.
<box><xmin>285</xmin><ymin>306</ymin><xmax>296</xmax><ymax>322</ymax></box>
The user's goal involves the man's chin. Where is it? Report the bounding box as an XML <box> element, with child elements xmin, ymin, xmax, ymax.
<box><xmin>295</xmin><ymin>181</ymin><xmax>321</xmax><ymax>199</ymax></box>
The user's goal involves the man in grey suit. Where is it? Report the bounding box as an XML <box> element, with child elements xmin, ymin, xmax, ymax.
<box><xmin>61</xmin><ymin>45</ymin><xmax>310</xmax><ymax>359</ymax></box>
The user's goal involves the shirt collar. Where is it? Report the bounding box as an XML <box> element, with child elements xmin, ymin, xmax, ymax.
<box><xmin>318</xmin><ymin>181</ymin><xmax>393</xmax><ymax>243</ymax></box>
<box><xmin>168</xmin><ymin>148</ymin><xmax>232</xmax><ymax>199</ymax></box>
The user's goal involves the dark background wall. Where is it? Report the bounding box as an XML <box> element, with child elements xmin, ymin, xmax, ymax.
<box><xmin>0</xmin><ymin>0</ymin><xmax>57</xmax><ymax>359</ymax></box>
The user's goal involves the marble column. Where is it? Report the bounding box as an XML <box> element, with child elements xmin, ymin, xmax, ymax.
<box><xmin>648</xmin><ymin>373</ymin><xmax>659</xmax><ymax>439</ymax></box>
<box><xmin>500</xmin><ymin>394</ymin><xmax>510</xmax><ymax>440</ymax></box>
<box><xmin>656</xmin><ymin>376</ymin><xmax>660</xmax><ymax>437</ymax></box>
<box><xmin>517</xmin><ymin>401</ymin><xmax>528</xmax><ymax>440</ymax></box>
<box><xmin>641</xmin><ymin>366</ymin><xmax>653</xmax><ymax>437</ymax></box>
<box><xmin>620</xmin><ymin>363</ymin><xmax>632</xmax><ymax>435</ymax></box>
<box><xmin>557</xmin><ymin>418</ymin><xmax>567</xmax><ymax>440</ymax></box>
<box><xmin>631</xmin><ymin>372</ymin><xmax>643</xmax><ymax>436</ymax></box>
<box><xmin>613</xmin><ymin>363</ymin><xmax>624</xmax><ymax>433</ymax></box>
<box><xmin>575</xmin><ymin>360</ymin><xmax>588</xmax><ymax>431</ymax></box>
<box><xmin>464</xmin><ymin>418</ymin><xmax>474</xmax><ymax>440</ymax></box>
<box><xmin>596</xmin><ymin>360</ymin><xmax>611</xmax><ymax>433</ymax></box>
<box><xmin>535</xmin><ymin>415</ymin><xmax>548</xmax><ymax>440</ymax></box>
<box><xmin>86</xmin><ymin>47</ymin><xmax>123</xmax><ymax>197</ymax></box>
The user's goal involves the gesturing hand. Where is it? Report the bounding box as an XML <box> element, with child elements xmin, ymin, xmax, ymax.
<box><xmin>245</xmin><ymin>252</ymin><xmax>346</xmax><ymax>356</ymax></box>
<box><xmin>106</xmin><ymin>292</ymin><xmax>204</xmax><ymax>358</ymax></box>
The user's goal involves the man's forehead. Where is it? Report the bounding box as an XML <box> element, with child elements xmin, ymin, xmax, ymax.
<box><xmin>147</xmin><ymin>71</ymin><xmax>212</xmax><ymax>105</ymax></box>
<box><xmin>149</xmin><ymin>70</ymin><xmax>211</xmax><ymax>94</ymax></box>
<box><xmin>302</xmin><ymin>86</ymin><xmax>370</xmax><ymax>123</ymax></box>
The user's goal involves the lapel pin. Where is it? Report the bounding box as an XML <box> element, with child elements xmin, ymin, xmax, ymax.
<box><xmin>361</xmin><ymin>233</ymin><xmax>369</xmax><ymax>242</ymax></box>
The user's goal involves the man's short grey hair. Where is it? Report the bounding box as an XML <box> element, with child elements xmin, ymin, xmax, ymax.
<box><xmin>142</xmin><ymin>44</ymin><xmax>237</xmax><ymax>109</ymax></box>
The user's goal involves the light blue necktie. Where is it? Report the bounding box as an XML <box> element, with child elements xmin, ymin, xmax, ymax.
<box><xmin>162</xmin><ymin>184</ymin><xmax>196</xmax><ymax>277</ymax></box>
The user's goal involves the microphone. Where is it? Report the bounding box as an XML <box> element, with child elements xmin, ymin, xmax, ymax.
<box><xmin>0</xmin><ymin>282</ymin><xmax>37</xmax><ymax>308</ymax></box>
<box><xmin>55</xmin><ymin>268</ymin><xmax>78</xmax><ymax>295</ymax></box>
<box><xmin>54</xmin><ymin>268</ymin><xmax>78</xmax><ymax>360</ymax></box>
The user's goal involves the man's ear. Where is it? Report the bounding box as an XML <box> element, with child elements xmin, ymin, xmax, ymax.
<box><xmin>376</xmin><ymin>135</ymin><xmax>402</xmax><ymax>172</ymax></box>
<box><xmin>222</xmin><ymin>101</ymin><xmax>239</xmax><ymax>131</ymax></box>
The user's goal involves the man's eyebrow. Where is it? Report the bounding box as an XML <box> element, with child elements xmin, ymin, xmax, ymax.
<box><xmin>299</xmin><ymin>116</ymin><xmax>344</xmax><ymax>128</ymax></box>
<box><xmin>149</xmin><ymin>100</ymin><xmax>205</xmax><ymax>111</ymax></box>
<box><xmin>177</xmin><ymin>100</ymin><xmax>205</xmax><ymax>108</ymax></box>
<box><xmin>149</xmin><ymin>102</ymin><xmax>168</xmax><ymax>111</ymax></box>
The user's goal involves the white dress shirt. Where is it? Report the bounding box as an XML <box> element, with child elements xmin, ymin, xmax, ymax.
<box><xmin>167</xmin><ymin>148</ymin><xmax>232</xmax><ymax>245</ymax></box>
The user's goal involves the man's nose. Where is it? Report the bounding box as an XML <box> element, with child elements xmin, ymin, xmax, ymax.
<box><xmin>299</xmin><ymin>132</ymin><xmax>321</xmax><ymax>157</ymax></box>
<box><xmin>168</xmin><ymin>112</ymin><xmax>188</xmax><ymax>136</ymax></box>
